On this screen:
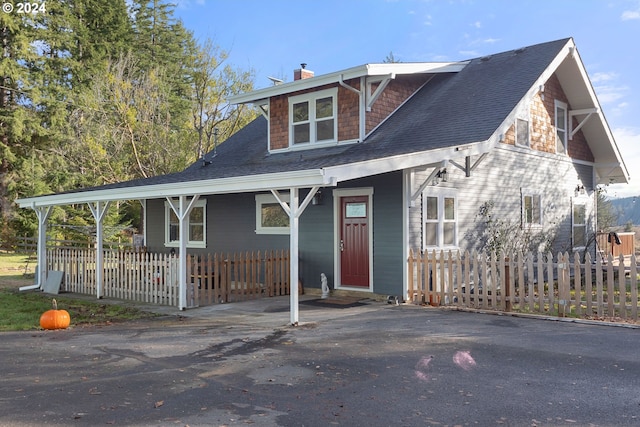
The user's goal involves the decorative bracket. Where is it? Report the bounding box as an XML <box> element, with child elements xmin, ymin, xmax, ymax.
<box><xmin>449</xmin><ymin>153</ymin><xmax>488</xmax><ymax>177</ymax></box>
<box><xmin>569</xmin><ymin>108</ymin><xmax>598</xmax><ymax>140</ymax></box>
<box><xmin>366</xmin><ymin>74</ymin><xmax>394</xmax><ymax>111</ymax></box>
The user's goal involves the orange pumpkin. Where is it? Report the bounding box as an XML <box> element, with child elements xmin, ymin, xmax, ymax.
<box><xmin>40</xmin><ymin>299</ymin><xmax>71</xmax><ymax>330</ymax></box>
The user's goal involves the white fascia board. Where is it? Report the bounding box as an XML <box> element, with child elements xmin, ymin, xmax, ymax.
<box><xmin>16</xmin><ymin>169</ymin><xmax>330</xmax><ymax>208</ymax></box>
<box><xmin>229</xmin><ymin>62</ymin><xmax>467</xmax><ymax>105</ymax></box>
<box><xmin>530</xmin><ymin>38</ymin><xmax>629</xmax><ymax>184</ymax></box>
<box><xmin>323</xmin><ymin>141</ymin><xmax>491</xmax><ymax>183</ymax></box>
<box><xmin>567</xmin><ymin>45</ymin><xmax>630</xmax><ymax>183</ymax></box>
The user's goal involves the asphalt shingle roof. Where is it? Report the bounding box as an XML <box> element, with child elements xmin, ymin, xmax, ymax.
<box><xmin>48</xmin><ymin>38</ymin><xmax>571</xmax><ymax>196</ymax></box>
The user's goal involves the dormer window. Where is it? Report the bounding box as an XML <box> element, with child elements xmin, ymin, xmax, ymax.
<box><xmin>555</xmin><ymin>100</ymin><xmax>568</xmax><ymax>155</ymax></box>
<box><xmin>289</xmin><ymin>88</ymin><xmax>338</xmax><ymax>146</ymax></box>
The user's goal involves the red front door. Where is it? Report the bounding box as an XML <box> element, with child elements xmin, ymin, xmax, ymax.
<box><xmin>340</xmin><ymin>196</ymin><xmax>370</xmax><ymax>287</ymax></box>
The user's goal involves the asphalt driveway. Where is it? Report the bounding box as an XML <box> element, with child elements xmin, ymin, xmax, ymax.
<box><xmin>1</xmin><ymin>297</ymin><xmax>639</xmax><ymax>426</ymax></box>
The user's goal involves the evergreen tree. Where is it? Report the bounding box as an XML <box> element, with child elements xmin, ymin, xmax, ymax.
<box><xmin>0</xmin><ymin>11</ymin><xmax>43</xmax><ymax>243</ymax></box>
<box><xmin>2</xmin><ymin>0</ymin><xmax>257</xmax><ymax>244</ymax></box>
<box><xmin>130</xmin><ymin>0</ymin><xmax>196</xmax><ymax>128</ymax></box>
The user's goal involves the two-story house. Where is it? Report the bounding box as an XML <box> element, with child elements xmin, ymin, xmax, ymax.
<box><xmin>16</xmin><ymin>38</ymin><xmax>629</xmax><ymax>320</ymax></box>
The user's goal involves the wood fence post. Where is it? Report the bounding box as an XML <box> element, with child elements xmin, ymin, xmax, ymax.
<box><xmin>407</xmin><ymin>249</ymin><xmax>414</xmax><ymax>303</ymax></box>
<box><xmin>631</xmin><ymin>254</ymin><xmax>638</xmax><ymax>322</ymax></box>
<box><xmin>504</xmin><ymin>255</ymin><xmax>511</xmax><ymax>312</ymax></box>
<box><xmin>617</xmin><ymin>254</ymin><xmax>626</xmax><ymax>320</ymax></box>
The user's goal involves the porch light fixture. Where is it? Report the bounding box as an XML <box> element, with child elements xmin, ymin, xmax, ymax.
<box><xmin>312</xmin><ymin>189</ymin><xmax>323</xmax><ymax>205</ymax></box>
<box><xmin>432</xmin><ymin>168</ymin><xmax>448</xmax><ymax>185</ymax></box>
<box><xmin>575</xmin><ymin>184</ymin><xmax>585</xmax><ymax>196</ymax></box>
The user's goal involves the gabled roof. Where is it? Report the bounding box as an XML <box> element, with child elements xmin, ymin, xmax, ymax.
<box><xmin>16</xmin><ymin>37</ymin><xmax>628</xmax><ymax>208</ymax></box>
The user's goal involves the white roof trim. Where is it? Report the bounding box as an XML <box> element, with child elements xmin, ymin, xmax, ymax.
<box><xmin>17</xmin><ymin>140</ymin><xmax>492</xmax><ymax>209</ymax></box>
<box><xmin>229</xmin><ymin>62</ymin><xmax>468</xmax><ymax>105</ymax></box>
<box><xmin>324</xmin><ymin>141</ymin><xmax>493</xmax><ymax>183</ymax></box>
<box><xmin>16</xmin><ymin>169</ymin><xmax>330</xmax><ymax>208</ymax></box>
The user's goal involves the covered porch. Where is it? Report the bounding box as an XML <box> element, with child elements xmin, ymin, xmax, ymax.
<box><xmin>16</xmin><ymin>169</ymin><xmax>330</xmax><ymax>324</ymax></box>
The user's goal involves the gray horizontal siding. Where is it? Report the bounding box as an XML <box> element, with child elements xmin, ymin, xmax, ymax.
<box><xmin>144</xmin><ymin>173</ymin><xmax>405</xmax><ymax>295</ymax></box>
<box><xmin>410</xmin><ymin>146</ymin><xmax>596</xmax><ymax>256</ymax></box>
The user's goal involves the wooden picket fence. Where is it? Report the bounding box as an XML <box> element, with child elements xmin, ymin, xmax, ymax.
<box><xmin>408</xmin><ymin>249</ymin><xmax>640</xmax><ymax>322</ymax></box>
<box><xmin>187</xmin><ymin>250</ymin><xmax>290</xmax><ymax>307</ymax></box>
<box><xmin>47</xmin><ymin>248</ymin><xmax>290</xmax><ymax>307</ymax></box>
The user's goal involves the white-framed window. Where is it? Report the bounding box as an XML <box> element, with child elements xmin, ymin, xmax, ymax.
<box><xmin>164</xmin><ymin>199</ymin><xmax>206</xmax><ymax>248</ymax></box>
<box><xmin>256</xmin><ymin>194</ymin><xmax>290</xmax><ymax>234</ymax></box>
<box><xmin>289</xmin><ymin>88</ymin><xmax>338</xmax><ymax>146</ymax></box>
<box><xmin>423</xmin><ymin>189</ymin><xmax>458</xmax><ymax>249</ymax></box>
<box><xmin>572</xmin><ymin>202</ymin><xmax>587</xmax><ymax>249</ymax></box>
<box><xmin>521</xmin><ymin>189</ymin><xmax>542</xmax><ymax>227</ymax></box>
<box><xmin>515</xmin><ymin>117</ymin><xmax>530</xmax><ymax>147</ymax></box>
<box><xmin>555</xmin><ymin>100</ymin><xmax>568</xmax><ymax>155</ymax></box>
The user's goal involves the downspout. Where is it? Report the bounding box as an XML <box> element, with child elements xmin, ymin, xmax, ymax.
<box><xmin>20</xmin><ymin>205</ymin><xmax>51</xmax><ymax>291</ymax></box>
<box><xmin>338</xmin><ymin>75</ymin><xmax>365</xmax><ymax>142</ymax></box>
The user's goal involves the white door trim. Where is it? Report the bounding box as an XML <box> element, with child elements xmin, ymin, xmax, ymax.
<box><xmin>333</xmin><ymin>187</ymin><xmax>374</xmax><ymax>292</ymax></box>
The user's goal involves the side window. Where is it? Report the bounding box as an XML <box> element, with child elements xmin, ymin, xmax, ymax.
<box><xmin>555</xmin><ymin>100</ymin><xmax>568</xmax><ymax>155</ymax></box>
<box><xmin>522</xmin><ymin>190</ymin><xmax>542</xmax><ymax>227</ymax></box>
<box><xmin>256</xmin><ymin>194</ymin><xmax>290</xmax><ymax>234</ymax></box>
<box><xmin>164</xmin><ymin>199</ymin><xmax>207</xmax><ymax>248</ymax></box>
<box><xmin>423</xmin><ymin>190</ymin><xmax>458</xmax><ymax>249</ymax></box>
<box><xmin>573</xmin><ymin>203</ymin><xmax>587</xmax><ymax>249</ymax></box>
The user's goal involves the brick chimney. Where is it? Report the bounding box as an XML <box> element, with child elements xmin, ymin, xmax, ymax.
<box><xmin>294</xmin><ymin>63</ymin><xmax>314</xmax><ymax>81</ymax></box>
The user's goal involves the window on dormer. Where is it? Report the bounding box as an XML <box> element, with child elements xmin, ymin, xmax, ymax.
<box><xmin>516</xmin><ymin>118</ymin><xmax>530</xmax><ymax>147</ymax></box>
<box><xmin>289</xmin><ymin>88</ymin><xmax>337</xmax><ymax>147</ymax></box>
<box><xmin>555</xmin><ymin>100</ymin><xmax>568</xmax><ymax>155</ymax></box>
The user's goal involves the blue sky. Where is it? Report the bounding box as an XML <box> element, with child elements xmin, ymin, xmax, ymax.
<box><xmin>174</xmin><ymin>0</ymin><xmax>640</xmax><ymax>198</ymax></box>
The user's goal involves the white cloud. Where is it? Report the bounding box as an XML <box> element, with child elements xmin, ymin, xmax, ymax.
<box><xmin>424</xmin><ymin>14</ymin><xmax>433</xmax><ymax>26</ymax></box>
<box><xmin>473</xmin><ymin>21</ymin><xmax>482</xmax><ymax>29</ymax></box>
<box><xmin>591</xmin><ymin>71</ymin><xmax>618</xmax><ymax>83</ymax></box>
<box><xmin>621</xmin><ymin>9</ymin><xmax>640</xmax><ymax>20</ymax></box>
<box><xmin>593</xmin><ymin>84</ymin><xmax>629</xmax><ymax>105</ymax></box>
<box><xmin>468</xmin><ymin>37</ymin><xmax>500</xmax><ymax>46</ymax></box>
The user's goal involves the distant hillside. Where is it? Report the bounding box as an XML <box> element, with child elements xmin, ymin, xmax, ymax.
<box><xmin>611</xmin><ymin>196</ymin><xmax>640</xmax><ymax>226</ymax></box>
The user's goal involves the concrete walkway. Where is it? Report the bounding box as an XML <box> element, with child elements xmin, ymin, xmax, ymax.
<box><xmin>1</xmin><ymin>296</ymin><xmax>639</xmax><ymax>426</ymax></box>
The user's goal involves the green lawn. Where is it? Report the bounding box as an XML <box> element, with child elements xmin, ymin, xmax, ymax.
<box><xmin>0</xmin><ymin>252</ymin><xmax>158</xmax><ymax>331</ymax></box>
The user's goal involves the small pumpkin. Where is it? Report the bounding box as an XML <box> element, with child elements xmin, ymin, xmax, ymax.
<box><xmin>40</xmin><ymin>299</ymin><xmax>71</xmax><ymax>330</ymax></box>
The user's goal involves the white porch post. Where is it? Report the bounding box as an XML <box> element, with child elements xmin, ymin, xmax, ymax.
<box><xmin>289</xmin><ymin>188</ymin><xmax>300</xmax><ymax>325</ymax></box>
<box><xmin>88</xmin><ymin>201</ymin><xmax>111</xmax><ymax>299</ymax></box>
<box><xmin>20</xmin><ymin>205</ymin><xmax>51</xmax><ymax>291</ymax></box>
<box><xmin>272</xmin><ymin>186</ymin><xmax>320</xmax><ymax>325</ymax></box>
<box><xmin>166</xmin><ymin>195</ymin><xmax>199</xmax><ymax>310</ymax></box>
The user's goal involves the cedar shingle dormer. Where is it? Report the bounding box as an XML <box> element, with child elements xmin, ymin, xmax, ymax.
<box><xmin>267</xmin><ymin>74</ymin><xmax>433</xmax><ymax>152</ymax></box>
<box><xmin>504</xmin><ymin>73</ymin><xmax>594</xmax><ymax>163</ymax></box>
<box><xmin>230</xmin><ymin>62</ymin><xmax>467</xmax><ymax>153</ymax></box>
